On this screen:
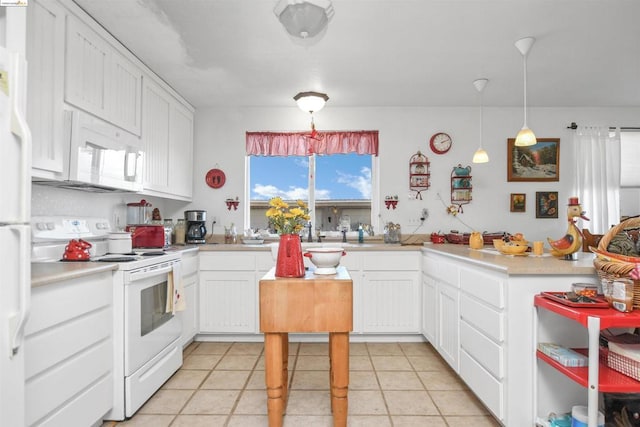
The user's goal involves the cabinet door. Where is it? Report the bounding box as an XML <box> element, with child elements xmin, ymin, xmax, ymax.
<box><xmin>142</xmin><ymin>77</ymin><xmax>171</xmax><ymax>192</ymax></box>
<box><xmin>199</xmin><ymin>271</ymin><xmax>256</xmax><ymax>333</ymax></box>
<box><xmin>168</xmin><ymin>100</ymin><xmax>194</xmax><ymax>198</ymax></box>
<box><xmin>437</xmin><ymin>282</ymin><xmax>459</xmax><ymax>371</ymax></box>
<box><xmin>422</xmin><ymin>273</ymin><xmax>437</xmax><ymax>343</ymax></box>
<box><xmin>27</xmin><ymin>0</ymin><xmax>66</xmax><ymax>178</ymax></box>
<box><xmin>65</xmin><ymin>15</ymin><xmax>110</xmax><ymax>118</ymax></box>
<box><xmin>109</xmin><ymin>51</ymin><xmax>142</xmax><ymax>136</ymax></box>
<box><xmin>361</xmin><ymin>271</ymin><xmax>420</xmax><ymax>333</ymax></box>
<box><xmin>177</xmin><ymin>275</ymin><xmax>198</xmax><ymax>347</ymax></box>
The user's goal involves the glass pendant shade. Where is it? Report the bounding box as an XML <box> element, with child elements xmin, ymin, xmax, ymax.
<box><xmin>294</xmin><ymin>91</ymin><xmax>329</xmax><ymax>113</ymax></box>
<box><xmin>514</xmin><ymin>37</ymin><xmax>537</xmax><ymax>147</ymax></box>
<box><xmin>515</xmin><ymin>126</ymin><xmax>537</xmax><ymax>147</ymax></box>
<box><xmin>472</xmin><ymin>148</ymin><xmax>489</xmax><ymax>163</ymax></box>
<box><xmin>274</xmin><ymin>0</ymin><xmax>334</xmax><ymax>39</ymax></box>
<box><xmin>472</xmin><ymin>78</ymin><xmax>489</xmax><ymax>163</ymax></box>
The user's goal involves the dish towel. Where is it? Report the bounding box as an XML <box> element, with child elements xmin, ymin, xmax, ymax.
<box><xmin>165</xmin><ymin>262</ymin><xmax>185</xmax><ymax>314</ymax></box>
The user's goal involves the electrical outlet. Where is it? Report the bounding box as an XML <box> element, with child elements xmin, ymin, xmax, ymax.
<box><xmin>212</xmin><ymin>216</ymin><xmax>218</xmax><ymax>224</ymax></box>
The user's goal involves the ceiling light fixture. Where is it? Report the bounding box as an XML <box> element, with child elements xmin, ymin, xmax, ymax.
<box><xmin>293</xmin><ymin>91</ymin><xmax>329</xmax><ymax>114</ymax></box>
<box><xmin>514</xmin><ymin>36</ymin><xmax>536</xmax><ymax>147</ymax></box>
<box><xmin>274</xmin><ymin>0</ymin><xmax>335</xmax><ymax>39</ymax></box>
<box><xmin>472</xmin><ymin>78</ymin><xmax>489</xmax><ymax>164</ymax></box>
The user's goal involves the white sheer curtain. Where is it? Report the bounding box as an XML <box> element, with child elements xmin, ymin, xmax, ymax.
<box><xmin>573</xmin><ymin>126</ymin><xmax>621</xmax><ymax>233</ymax></box>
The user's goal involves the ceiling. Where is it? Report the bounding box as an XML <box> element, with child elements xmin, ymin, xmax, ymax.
<box><xmin>73</xmin><ymin>0</ymin><xmax>640</xmax><ymax>110</ymax></box>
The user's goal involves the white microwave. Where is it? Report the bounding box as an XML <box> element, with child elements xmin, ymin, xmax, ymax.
<box><xmin>33</xmin><ymin>110</ymin><xmax>143</xmax><ymax>192</ymax></box>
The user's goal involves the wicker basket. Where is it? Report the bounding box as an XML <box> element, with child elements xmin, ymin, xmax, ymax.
<box><xmin>592</xmin><ymin>217</ymin><xmax>640</xmax><ymax>308</ymax></box>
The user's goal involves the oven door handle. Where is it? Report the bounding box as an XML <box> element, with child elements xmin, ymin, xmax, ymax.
<box><xmin>129</xmin><ymin>263</ymin><xmax>176</xmax><ymax>282</ymax></box>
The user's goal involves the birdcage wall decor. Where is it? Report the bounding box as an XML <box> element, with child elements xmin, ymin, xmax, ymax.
<box><xmin>409</xmin><ymin>151</ymin><xmax>431</xmax><ymax>199</ymax></box>
<box><xmin>450</xmin><ymin>164</ymin><xmax>472</xmax><ymax>213</ymax></box>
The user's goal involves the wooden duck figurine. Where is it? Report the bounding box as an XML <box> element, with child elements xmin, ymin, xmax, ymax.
<box><xmin>547</xmin><ymin>197</ymin><xmax>589</xmax><ymax>258</ymax></box>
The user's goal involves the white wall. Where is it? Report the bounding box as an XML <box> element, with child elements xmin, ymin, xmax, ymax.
<box><xmin>30</xmin><ymin>105</ymin><xmax>639</xmax><ymax>242</ymax></box>
<box><xmin>190</xmin><ymin>105</ymin><xmax>640</xmax><ymax>243</ymax></box>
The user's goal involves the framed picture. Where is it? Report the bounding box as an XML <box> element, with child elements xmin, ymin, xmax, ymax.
<box><xmin>507</xmin><ymin>138</ymin><xmax>560</xmax><ymax>182</ymax></box>
<box><xmin>510</xmin><ymin>193</ymin><xmax>526</xmax><ymax>212</ymax></box>
<box><xmin>536</xmin><ymin>191</ymin><xmax>558</xmax><ymax>218</ymax></box>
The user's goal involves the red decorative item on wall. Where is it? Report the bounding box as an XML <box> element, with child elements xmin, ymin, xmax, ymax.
<box><xmin>409</xmin><ymin>151</ymin><xmax>430</xmax><ymax>200</ymax></box>
<box><xmin>206</xmin><ymin>168</ymin><xmax>226</xmax><ymax>188</ymax></box>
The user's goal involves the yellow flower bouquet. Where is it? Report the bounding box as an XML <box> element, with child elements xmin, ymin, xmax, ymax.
<box><xmin>265</xmin><ymin>197</ymin><xmax>310</xmax><ymax>235</ymax></box>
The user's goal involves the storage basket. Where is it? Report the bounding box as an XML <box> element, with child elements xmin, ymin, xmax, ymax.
<box><xmin>591</xmin><ymin>217</ymin><xmax>640</xmax><ymax>309</ymax></box>
<box><xmin>600</xmin><ymin>346</ymin><xmax>640</xmax><ymax>382</ymax></box>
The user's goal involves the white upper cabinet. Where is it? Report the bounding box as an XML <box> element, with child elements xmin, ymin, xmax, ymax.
<box><xmin>64</xmin><ymin>14</ymin><xmax>142</xmax><ymax>136</ymax></box>
<box><xmin>27</xmin><ymin>0</ymin><xmax>66</xmax><ymax>178</ymax></box>
<box><xmin>141</xmin><ymin>75</ymin><xmax>194</xmax><ymax>201</ymax></box>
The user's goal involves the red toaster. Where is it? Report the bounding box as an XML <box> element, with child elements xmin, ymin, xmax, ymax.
<box><xmin>125</xmin><ymin>225</ymin><xmax>165</xmax><ymax>248</ymax></box>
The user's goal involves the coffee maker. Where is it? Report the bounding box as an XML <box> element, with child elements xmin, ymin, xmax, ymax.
<box><xmin>185</xmin><ymin>210</ymin><xmax>207</xmax><ymax>244</ymax></box>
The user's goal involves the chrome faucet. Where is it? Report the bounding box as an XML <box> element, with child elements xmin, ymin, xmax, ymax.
<box><xmin>341</xmin><ymin>229</ymin><xmax>347</xmax><ymax>243</ymax></box>
<box><xmin>307</xmin><ymin>222</ymin><xmax>313</xmax><ymax>242</ymax></box>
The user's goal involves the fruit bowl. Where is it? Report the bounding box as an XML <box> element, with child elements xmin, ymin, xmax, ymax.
<box><xmin>498</xmin><ymin>243</ymin><xmax>529</xmax><ymax>255</ymax></box>
<box><xmin>303</xmin><ymin>247</ymin><xmax>346</xmax><ymax>274</ymax></box>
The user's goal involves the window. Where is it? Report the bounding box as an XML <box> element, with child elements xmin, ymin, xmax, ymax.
<box><xmin>621</xmin><ymin>131</ymin><xmax>640</xmax><ymax>187</ymax></box>
<box><xmin>248</xmin><ymin>153</ymin><xmax>377</xmax><ymax>234</ymax></box>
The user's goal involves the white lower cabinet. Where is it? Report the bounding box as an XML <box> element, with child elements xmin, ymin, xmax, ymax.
<box><xmin>199</xmin><ymin>271</ymin><xmax>256</xmax><ymax>333</ymax></box>
<box><xmin>177</xmin><ymin>249</ymin><xmax>199</xmax><ymax>347</ymax></box>
<box><xmin>198</xmin><ymin>252</ymin><xmax>267</xmax><ymax>334</ymax></box>
<box><xmin>361</xmin><ymin>271</ymin><xmax>420</xmax><ymax>333</ymax></box>
<box><xmin>25</xmin><ymin>270</ymin><xmax>113</xmax><ymax>427</ymax></box>
<box><xmin>436</xmin><ymin>281</ymin><xmax>459</xmax><ymax>370</ymax></box>
<box><xmin>421</xmin><ymin>273</ymin><xmax>437</xmax><ymax>343</ymax></box>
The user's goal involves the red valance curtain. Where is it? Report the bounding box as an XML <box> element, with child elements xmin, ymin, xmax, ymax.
<box><xmin>246</xmin><ymin>130</ymin><xmax>379</xmax><ymax>156</ymax></box>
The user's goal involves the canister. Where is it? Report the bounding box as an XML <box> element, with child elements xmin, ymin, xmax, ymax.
<box><xmin>571</xmin><ymin>405</ymin><xmax>604</xmax><ymax>427</ymax></box>
<box><xmin>108</xmin><ymin>232</ymin><xmax>133</xmax><ymax>254</ymax></box>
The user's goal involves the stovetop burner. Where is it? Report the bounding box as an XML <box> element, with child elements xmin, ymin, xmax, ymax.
<box><xmin>96</xmin><ymin>256</ymin><xmax>137</xmax><ymax>262</ymax></box>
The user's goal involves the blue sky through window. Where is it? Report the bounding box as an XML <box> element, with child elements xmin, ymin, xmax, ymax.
<box><xmin>250</xmin><ymin>153</ymin><xmax>371</xmax><ymax>200</ymax></box>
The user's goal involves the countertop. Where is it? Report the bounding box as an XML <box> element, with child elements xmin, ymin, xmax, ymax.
<box><xmin>31</xmin><ymin>246</ymin><xmax>199</xmax><ymax>288</ymax></box>
<box><xmin>196</xmin><ymin>242</ymin><xmax>421</xmax><ymax>252</ymax></box>
<box><xmin>31</xmin><ymin>262</ymin><xmax>118</xmax><ymax>288</ymax></box>
<box><xmin>422</xmin><ymin>243</ymin><xmax>597</xmax><ymax>275</ymax></box>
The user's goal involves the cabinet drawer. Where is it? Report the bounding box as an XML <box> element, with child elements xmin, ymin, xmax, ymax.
<box><xmin>181</xmin><ymin>252</ymin><xmax>199</xmax><ymax>276</ymax></box>
<box><xmin>199</xmin><ymin>252</ymin><xmax>256</xmax><ymax>270</ymax></box>
<box><xmin>362</xmin><ymin>252</ymin><xmax>419</xmax><ymax>271</ymax></box>
<box><xmin>460</xmin><ymin>294</ymin><xmax>504</xmax><ymax>343</ymax></box>
<box><xmin>460</xmin><ymin>319</ymin><xmax>504</xmax><ymax>379</ymax></box>
<box><xmin>438</xmin><ymin>258</ymin><xmax>459</xmax><ymax>287</ymax></box>
<box><xmin>459</xmin><ymin>349</ymin><xmax>504</xmax><ymax>421</ymax></box>
<box><xmin>257</xmin><ymin>252</ymin><xmax>276</xmax><ymax>272</ymax></box>
<box><xmin>422</xmin><ymin>255</ymin><xmax>439</xmax><ymax>277</ymax></box>
<box><xmin>460</xmin><ymin>268</ymin><xmax>504</xmax><ymax>309</ymax></box>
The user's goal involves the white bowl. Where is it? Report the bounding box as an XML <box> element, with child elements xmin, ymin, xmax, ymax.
<box><xmin>303</xmin><ymin>247</ymin><xmax>346</xmax><ymax>275</ymax></box>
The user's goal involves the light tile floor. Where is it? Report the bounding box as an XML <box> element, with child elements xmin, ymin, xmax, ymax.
<box><xmin>102</xmin><ymin>341</ymin><xmax>500</xmax><ymax>427</ymax></box>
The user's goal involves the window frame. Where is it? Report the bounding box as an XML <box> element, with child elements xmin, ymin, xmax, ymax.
<box><xmin>244</xmin><ymin>154</ymin><xmax>380</xmax><ymax>235</ymax></box>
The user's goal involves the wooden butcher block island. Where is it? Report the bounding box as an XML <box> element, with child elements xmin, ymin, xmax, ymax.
<box><xmin>259</xmin><ymin>267</ymin><xmax>353</xmax><ymax>427</ymax></box>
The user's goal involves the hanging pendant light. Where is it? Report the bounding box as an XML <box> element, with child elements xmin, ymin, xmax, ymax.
<box><xmin>514</xmin><ymin>37</ymin><xmax>537</xmax><ymax>147</ymax></box>
<box><xmin>472</xmin><ymin>78</ymin><xmax>489</xmax><ymax>163</ymax></box>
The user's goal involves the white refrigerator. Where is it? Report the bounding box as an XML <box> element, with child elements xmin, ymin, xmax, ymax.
<box><xmin>0</xmin><ymin>6</ymin><xmax>31</xmax><ymax>427</ymax></box>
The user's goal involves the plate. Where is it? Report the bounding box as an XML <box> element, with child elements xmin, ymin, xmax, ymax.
<box><xmin>242</xmin><ymin>239</ymin><xmax>264</xmax><ymax>245</ymax></box>
<box><xmin>206</xmin><ymin>168</ymin><xmax>226</xmax><ymax>189</ymax></box>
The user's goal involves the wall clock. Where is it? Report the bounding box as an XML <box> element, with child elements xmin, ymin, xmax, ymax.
<box><xmin>205</xmin><ymin>168</ymin><xmax>226</xmax><ymax>188</ymax></box>
<box><xmin>429</xmin><ymin>132</ymin><xmax>452</xmax><ymax>154</ymax></box>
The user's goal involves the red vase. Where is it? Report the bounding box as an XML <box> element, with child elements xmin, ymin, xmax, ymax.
<box><xmin>275</xmin><ymin>234</ymin><xmax>305</xmax><ymax>278</ymax></box>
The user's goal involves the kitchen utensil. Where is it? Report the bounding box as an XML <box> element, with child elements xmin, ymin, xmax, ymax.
<box><xmin>304</xmin><ymin>247</ymin><xmax>346</xmax><ymax>275</ymax></box>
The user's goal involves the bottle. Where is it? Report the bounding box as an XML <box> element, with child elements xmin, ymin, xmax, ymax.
<box><xmin>231</xmin><ymin>223</ymin><xmax>238</xmax><ymax>244</ymax></box>
<box><xmin>174</xmin><ymin>219</ymin><xmax>186</xmax><ymax>245</ymax></box>
<box><xmin>163</xmin><ymin>219</ymin><xmax>174</xmax><ymax>247</ymax></box>
<box><xmin>358</xmin><ymin>225</ymin><xmax>364</xmax><ymax>244</ymax></box>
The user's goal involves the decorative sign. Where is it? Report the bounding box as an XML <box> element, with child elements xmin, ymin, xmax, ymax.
<box><xmin>206</xmin><ymin>168</ymin><xmax>226</xmax><ymax>189</ymax></box>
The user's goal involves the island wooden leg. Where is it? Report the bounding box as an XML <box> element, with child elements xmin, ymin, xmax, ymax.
<box><xmin>282</xmin><ymin>333</ymin><xmax>289</xmax><ymax>408</ymax></box>
<box><xmin>329</xmin><ymin>332</ymin><xmax>349</xmax><ymax>427</ymax></box>
<box><xmin>265</xmin><ymin>333</ymin><xmax>285</xmax><ymax>427</ymax></box>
